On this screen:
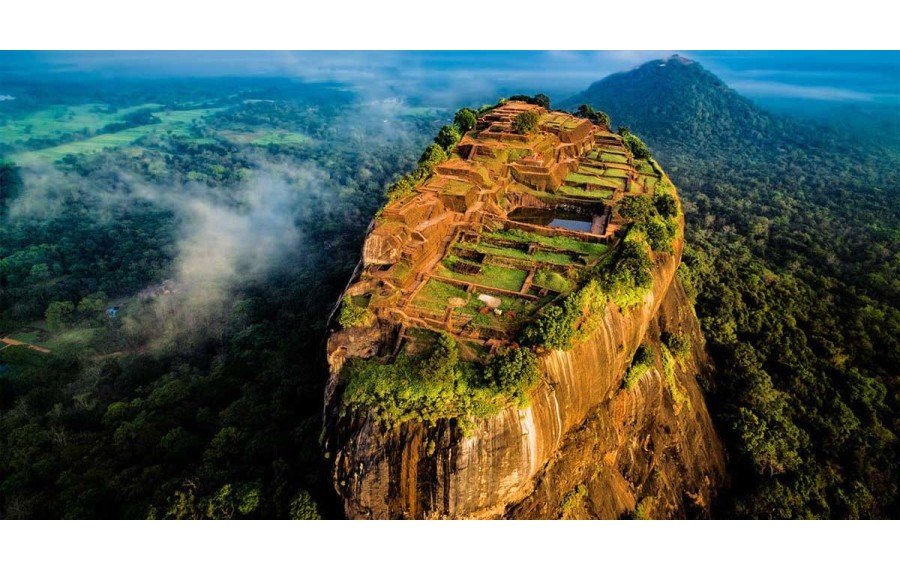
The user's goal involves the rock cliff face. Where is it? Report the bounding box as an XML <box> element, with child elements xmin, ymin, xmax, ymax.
<box><xmin>324</xmin><ymin>224</ymin><xmax>726</xmax><ymax>519</ymax></box>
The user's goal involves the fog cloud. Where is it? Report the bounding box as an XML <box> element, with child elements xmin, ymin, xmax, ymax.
<box><xmin>10</xmin><ymin>159</ymin><xmax>327</xmax><ymax>349</ymax></box>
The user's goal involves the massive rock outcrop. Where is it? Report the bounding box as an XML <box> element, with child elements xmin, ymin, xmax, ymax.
<box><xmin>322</xmin><ymin>103</ymin><xmax>725</xmax><ymax>519</ymax></box>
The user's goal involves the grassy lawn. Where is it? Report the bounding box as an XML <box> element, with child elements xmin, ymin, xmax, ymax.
<box><xmin>566</xmin><ymin>172</ymin><xmax>605</xmax><ymax>185</ymax></box>
<box><xmin>6</xmin><ymin>330</ymin><xmax>41</xmax><ymax>345</ymax></box>
<box><xmin>448</xmin><ymin>179</ymin><xmax>476</xmax><ymax>194</ymax></box>
<box><xmin>436</xmin><ymin>256</ymin><xmax>528</xmax><ymax>292</ymax></box>
<box><xmin>604</xmin><ymin>168</ymin><xmax>630</xmax><ymax>179</ymax></box>
<box><xmin>556</xmin><ymin>185</ymin><xmax>615</xmax><ymax>199</ymax></box>
<box><xmin>43</xmin><ymin>328</ymin><xmax>97</xmax><ymax>352</ymax></box>
<box><xmin>488</xmin><ymin>229</ymin><xmax>609</xmax><ymax>259</ymax></box>
<box><xmin>600</xmin><ymin>152</ymin><xmax>629</xmax><ymax>163</ymax></box>
<box><xmin>250</xmin><ymin>131</ymin><xmax>310</xmax><ymax>146</ymax></box>
<box><xmin>577</xmin><ymin>165</ymin><xmax>608</xmax><ymax>176</ymax></box>
<box><xmin>412</xmin><ymin>279</ymin><xmax>470</xmax><ymax>312</ymax></box>
<box><xmin>455</xmin><ymin>241</ymin><xmax>573</xmax><ymax>265</ymax></box>
<box><xmin>565</xmin><ymin>172</ymin><xmax>620</xmax><ymax>188</ymax></box>
<box><xmin>639</xmin><ymin>175</ymin><xmax>660</xmax><ymax>191</ymax></box>
<box><xmin>458</xmin><ymin>294</ymin><xmax>550</xmax><ymax>335</ymax></box>
<box><xmin>635</xmin><ymin>159</ymin><xmax>657</xmax><ymax>174</ymax></box>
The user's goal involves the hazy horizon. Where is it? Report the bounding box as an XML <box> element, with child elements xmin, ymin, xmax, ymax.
<box><xmin>2</xmin><ymin>51</ymin><xmax>898</xmax><ymax>110</ymax></box>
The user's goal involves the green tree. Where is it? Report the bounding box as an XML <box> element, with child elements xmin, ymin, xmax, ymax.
<box><xmin>290</xmin><ymin>490</ymin><xmax>322</xmax><ymax>520</ymax></box>
<box><xmin>487</xmin><ymin>347</ymin><xmax>540</xmax><ymax>406</ymax></box>
<box><xmin>513</xmin><ymin>110</ymin><xmax>540</xmax><ymax>135</ymax></box>
<box><xmin>418</xmin><ymin>143</ymin><xmax>448</xmax><ymax>168</ymax></box>
<box><xmin>435</xmin><ymin>124</ymin><xmax>461</xmax><ymax>151</ymax></box>
<box><xmin>521</xmin><ymin>304</ymin><xmax>575</xmax><ymax>349</ymax></box>
<box><xmin>338</xmin><ymin>298</ymin><xmax>374</xmax><ymax>328</ymax></box>
<box><xmin>618</xmin><ymin>195</ymin><xmax>653</xmax><ymax>221</ymax></box>
<box><xmin>77</xmin><ymin>292</ymin><xmax>108</xmax><ymax>326</ymax></box>
<box><xmin>653</xmin><ymin>192</ymin><xmax>678</xmax><ymax>219</ymax></box>
<box><xmin>454</xmin><ymin>108</ymin><xmax>477</xmax><ymax>133</ymax></box>
<box><xmin>618</xmin><ymin>127</ymin><xmax>651</xmax><ymax>158</ymax></box>
<box><xmin>576</xmin><ymin>104</ymin><xmax>610</xmax><ymax>127</ymax></box>
<box><xmin>533</xmin><ymin>93</ymin><xmax>551</xmax><ymax>109</ymax></box>
<box><xmin>45</xmin><ymin>301</ymin><xmax>75</xmax><ymax>330</ymax></box>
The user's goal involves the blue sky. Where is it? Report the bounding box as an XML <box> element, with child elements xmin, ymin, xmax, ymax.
<box><xmin>1</xmin><ymin>51</ymin><xmax>897</xmax><ymax>106</ymax></box>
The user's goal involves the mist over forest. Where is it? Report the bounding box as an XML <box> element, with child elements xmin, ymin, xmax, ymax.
<box><xmin>0</xmin><ymin>52</ymin><xmax>897</xmax><ymax>519</ymax></box>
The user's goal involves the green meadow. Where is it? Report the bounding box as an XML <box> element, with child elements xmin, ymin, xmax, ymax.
<box><xmin>9</xmin><ymin>108</ymin><xmax>224</xmax><ymax>164</ymax></box>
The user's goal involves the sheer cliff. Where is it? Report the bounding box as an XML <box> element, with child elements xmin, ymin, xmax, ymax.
<box><xmin>322</xmin><ymin>102</ymin><xmax>725</xmax><ymax>519</ymax></box>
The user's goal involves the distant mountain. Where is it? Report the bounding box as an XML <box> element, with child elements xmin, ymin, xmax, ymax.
<box><xmin>563</xmin><ymin>55</ymin><xmax>784</xmax><ymax>157</ymax></box>
<box><xmin>566</xmin><ymin>54</ymin><xmax>900</xmax><ymax>519</ymax></box>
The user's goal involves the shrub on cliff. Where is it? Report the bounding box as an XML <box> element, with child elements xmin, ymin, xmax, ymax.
<box><xmin>342</xmin><ymin>333</ymin><xmax>541</xmax><ymax>428</ymax></box>
<box><xmin>602</xmin><ymin>232</ymin><xmax>654</xmax><ymax>309</ymax></box>
<box><xmin>419</xmin><ymin>142</ymin><xmax>448</xmax><ymax>168</ymax></box>
<box><xmin>624</xmin><ymin>344</ymin><xmax>654</xmax><ymax>389</ymax></box>
<box><xmin>618</xmin><ymin>127</ymin><xmax>651</xmax><ymax>159</ymax></box>
<box><xmin>643</xmin><ymin>214</ymin><xmax>676</xmax><ymax>253</ymax></box>
<box><xmin>485</xmin><ymin>347</ymin><xmax>541</xmax><ymax>407</ymax></box>
<box><xmin>575</xmin><ymin>104</ymin><xmax>611</xmax><ymax>128</ymax></box>
<box><xmin>338</xmin><ymin>298</ymin><xmax>375</xmax><ymax>329</ymax></box>
<box><xmin>509</xmin><ymin>93</ymin><xmax>550</xmax><ymax>109</ymax></box>
<box><xmin>521</xmin><ymin>280</ymin><xmax>608</xmax><ymax>350</ymax></box>
<box><xmin>618</xmin><ymin>195</ymin><xmax>653</xmax><ymax>221</ymax></box>
<box><xmin>521</xmin><ymin>304</ymin><xmax>576</xmax><ymax>350</ymax></box>
<box><xmin>661</xmin><ymin>331</ymin><xmax>692</xmax><ymax>360</ymax></box>
<box><xmin>653</xmin><ymin>191</ymin><xmax>679</xmax><ymax>219</ymax></box>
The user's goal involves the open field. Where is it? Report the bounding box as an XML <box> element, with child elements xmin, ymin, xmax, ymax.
<box><xmin>0</xmin><ymin>103</ymin><xmax>162</xmax><ymax>147</ymax></box>
<box><xmin>600</xmin><ymin>152</ymin><xmax>629</xmax><ymax>163</ymax></box>
<box><xmin>10</xmin><ymin>108</ymin><xmax>224</xmax><ymax>163</ymax></box>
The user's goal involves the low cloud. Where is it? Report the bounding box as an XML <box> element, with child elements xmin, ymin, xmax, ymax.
<box><xmin>730</xmin><ymin>79</ymin><xmax>875</xmax><ymax>102</ymax></box>
<box><xmin>10</xmin><ymin>159</ymin><xmax>326</xmax><ymax>349</ymax></box>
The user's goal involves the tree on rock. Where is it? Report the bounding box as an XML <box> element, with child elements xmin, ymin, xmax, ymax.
<box><xmin>533</xmin><ymin>93</ymin><xmax>550</xmax><ymax>109</ymax></box>
<box><xmin>618</xmin><ymin>195</ymin><xmax>653</xmax><ymax>221</ymax></box>
<box><xmin>435</xmin><ymin>125</ymin><xmax>461</xmax><ymax>151</ymax></box>
<box><xmin>618</xmin><ymin>127</ymin><xmax>651</xmax><ymax>159</ymax></box>
<box><xmin>576</xmin><ymin>104</ymin><xmax>611</xmax><ymax>127</ymax></box>
<box><xmin>454</xmin><ymin>108</ymin><xmax>477</xmax><ymax>133</ymax></box>
<box><xmin>513</xmin><ymin>110</ymin><xmax>540</xmax><ymax>135</ymax></box>
<box><xmin>418</xmin><ymin>143</ymin><xmax>448</xmax><ymax>168</ymax></box>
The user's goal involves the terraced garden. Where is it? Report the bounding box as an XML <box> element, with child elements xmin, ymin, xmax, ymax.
<box><xmin>486</xmin><ymin>229</ymin><xmax>608</xmax><ymax>261</ymax></box>
<box><xmin>454</xmin><ymin>241</ymin><xmax>574</xmax><ymax>265</ymax></box>
<box><xmin>435</xmin><ymin>255</ymin><xmax>529</xmax><ymax>292</ymax></box>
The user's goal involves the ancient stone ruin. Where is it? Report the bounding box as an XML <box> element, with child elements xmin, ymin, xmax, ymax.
<box><xmin>345</xmin><ymin>101</ymin><xmax>661</xmax><ymax>349</ymax></box>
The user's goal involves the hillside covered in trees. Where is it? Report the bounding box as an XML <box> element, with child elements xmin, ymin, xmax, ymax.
<box><xmin>569</xmin><ymin>56</ymin><xmax>899</xmax><ymax>518</ymax></box>
<box><xmin>0</xmin><ymin>78</ymin><xmax>442</xmax><ymax>518</ymax></box>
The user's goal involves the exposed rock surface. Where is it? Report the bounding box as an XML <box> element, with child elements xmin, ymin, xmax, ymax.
<box><xmin>324</xmin><ymin>226</ymin><xmax>725</xmax><ymax>519</ymax></box>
